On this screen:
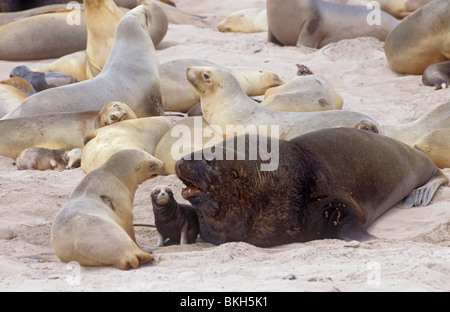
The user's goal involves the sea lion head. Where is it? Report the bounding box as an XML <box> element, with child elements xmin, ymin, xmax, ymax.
<box><xmin>127</xmin><ymin>2</ymin><xmax>152</xmax><ymax>33</ymax></box>
<box><xmin>175</xmin><ymin>135</ymin><xmax>307</xmax><ymax>245</ymax></box>
<box><xmin>9</xmin><ymin>66</ymin><xmax>32</xmax><ymax>79</ymax></box>
<box><xmin>104</xmin><ymin>149</ymin><xmax>165</xmax><ymax>188</ymax></box>
<box><xmin>186</xmin><ymin>66</ymin><xmax>241</xmax><ymax>97</ymax></box>
<box><xmin>151</xmin><ymin>185</ymin><xmax>174</xmax><ymax>206</ymax></box>
<box><xmin>98</xmin><ymin>101</ymin><xmax>138</xmax><ymax>127</ymax></box>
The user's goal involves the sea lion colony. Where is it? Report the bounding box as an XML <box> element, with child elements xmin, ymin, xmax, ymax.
<box><xmin>0</xmin><ymin>0</ymin><xmax>448</xmax><ymax>270</ymax></box>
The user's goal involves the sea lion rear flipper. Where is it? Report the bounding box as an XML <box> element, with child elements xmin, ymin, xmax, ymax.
<box><xmin>404</xmin><ymin>171</ymin><xmax>449</xmax><ymax>207</ymax></box>
<box><xmin>337</xmin><ymin>222</ymin><xmax>375</xmax><ymax>242</ymax></box>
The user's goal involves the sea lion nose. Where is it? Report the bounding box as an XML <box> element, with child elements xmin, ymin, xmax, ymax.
<box><xmin>109</xmin><ymin>114</ymin><xmax>118</xmax><ymax>120</ymax></box>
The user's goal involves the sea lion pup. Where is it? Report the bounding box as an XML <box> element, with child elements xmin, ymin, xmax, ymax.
<box><xmin>65</xmin><ymin>148</ymin><xmax>83</xmax><ymax>169</ymax></box>
<box><xmin>186</xmin><ymin>66</ymin><xmax>384</xmax><ymax>140</ymax></box>
<box><xmin>261</xmin><ymin>75</ymin><xmax>343</xmax><ymax>112</ymax></box>
<box><xmin>176</xmin><ymin>129</ymin><xmax>448</xmax><ymax>247</ymax></box>
<box><xmin>81</xmin><ymin>116</ymin><xmax>170</xmax><ymax>173</ymax></box>
<box><xmin>422</xmin><ymin>61</ymin><xmax>450</xmax><ymax>90</ymax></box>
<box><xmin>218</xmin><ymin>8</ymin><xmax>268</xmax><ymax>33</ymax></box>
<box><xmin>414</xmin><ymin>128</ymin><xmax>450</xmax><ymax>169</ymax></box>
<box><xmin>3</xmin><ymin>5</ymin><xmax>164</xmax><ymax>119</ymax></box>
<box><xmin>10</xmin><ymin>66</ymin><xmax>78</xmax><ymax>93</ymax></box>
<box><xmin>15</xmin><ymin>147</ymin><xmax>82</xmax><ymax>171</ymax></box>
<box><xmin>0</xmin><ymin>9</ymin><xmax>87</xmax><ymax>61</ymax></box>
<box><xmin>51</xmin><ymin>149</ymin><xmax>163</xmax><ymax>270</ymax></box>
<box><xmin>384</xmin><ymin>0</ymin><xmax>450</xmax><ymax>76</ymax></box>
<box><xmin>383</xmin><ymin>102</ymin><xmax>450</xmax><ymax>147</ymax></box>
<box><xmin>150</xmin><ymin>185</ymin><xmax>199</xmax><ymax>246</ymax></box>
<box><xmin>0</xmin><ymin>101</ymin><xmax>136</xmax><ymax>158</ymax></box>
<box><xmin>160</xmin><ymin>58</ymin><xmax>284</xmax><ymax>113</ymax></box>
<box><xmin>266</xmin><ymin>0</ymin><xmax>399</xmax><ymax>49</ymax></box>
<box><xmin>154</xmin><ymin>116</ymin><xmax>223</xmax><ymax>175</ymax></box>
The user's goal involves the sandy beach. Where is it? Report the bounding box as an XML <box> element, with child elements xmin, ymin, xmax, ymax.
<box><xmin>0</xmin><ymin>0</ymin><xmax>449</xmax><ymax>292</ymax></box>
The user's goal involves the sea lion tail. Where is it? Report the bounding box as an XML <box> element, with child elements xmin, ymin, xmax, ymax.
<box><xmin>404</xmin><ymin>171</ymin><xmax>449</xmax><ymax>207</ymax></box>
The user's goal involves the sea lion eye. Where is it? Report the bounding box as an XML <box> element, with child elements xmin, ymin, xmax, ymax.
<box><xmin>231</xmin><ymin>170</ymin><xmax>239</xmax><ymax>179</ymax></box>
<box><xmin>203</xmin><ymin>73</ymin><xmax>211</xmax><ymax>83</ymax></box>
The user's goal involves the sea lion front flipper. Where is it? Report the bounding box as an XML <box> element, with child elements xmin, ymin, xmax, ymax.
<box><xmin>180</xmin><ymin>225</ymin><xmax>189</xmax><ymax>245</ymax></box>
<box><xmin>156</xmin><ymin>232</ymin><xmax>165</xmax><ymax>247</ymax></box>
<box><xmin>404</xmin><ymin>171</ymin><xmax>449</xmax><ymax>207</ymax></box>
<box><xmin>321</xmin><ymin>201</ymin><xmax>375</xmax><ymax>242</ymax></box>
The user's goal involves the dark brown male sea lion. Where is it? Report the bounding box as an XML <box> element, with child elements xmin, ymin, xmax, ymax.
<box><xmin>176</xmin><ymin>128</ymin><xmax>448</xmax><ymax>247</ymax></box>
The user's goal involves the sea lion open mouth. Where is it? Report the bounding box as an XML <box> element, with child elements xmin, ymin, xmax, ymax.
<box><xmin>181</xmin><ymin>184</ymin><xmax>203</xmax><ymax>200</ymax></box>
<box><xmin>175</xmin><ymin>161</ymin><xmax>204</xmax><ymax>199</ymax></box>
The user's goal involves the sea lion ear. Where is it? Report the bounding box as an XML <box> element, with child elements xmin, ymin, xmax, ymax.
<box><xmin>135</xmin><ymin>164</ymin><xmax>141</xmax><ymax>171</ymax></box>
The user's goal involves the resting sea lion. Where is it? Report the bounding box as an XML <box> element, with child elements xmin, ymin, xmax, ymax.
<box><xmin>15</xmin><ymin>147</ymin><xmax>82</xmax><ymax>170</ymax></box>
<box><xmin>261</xmin><ymin>74</ymin><xmax>343</xmax><ymax>112</ymax></box>
<box><xmin>0</xmin><ymin>4</ymin><xmax>78</xmax><ymax>27</ymax></box>
<box><xmin>38</xmin><ymin>0</ymin><xmax>167</xmax><ymax>81</ymax></box>
<box><xmin>0</xmin><ymin>9</ymin><xmax>87</xmax><ymax>60</ymax></box>
<box><xmin>266</xmin><ymin>0</ymin><xmax>399</xmax><ymax>49</ymax></box>
<box><xmin>151</xmin><ymin>185</ymin><xmax>199</xmax><ymax>246</ymax></box>
<box><xmin>384</xmin><ymin>0</ymin><xmax>450</xmax><ymax>75</ymax></box>
<box><xmin>160</xmin><ymin>58</ymin><xmax>284</xmax><ymax>112</ymax></box>
<box><xmin>414</xmin><ymin>128</ymin><xmax>450</xmax><ymax>169</ymax></box>
<box><xmin>10</xmin><ymin>66</ymin><xmax>78</xmax><ymax>92</ymax></box>
<box><xmin>186</xmin><ymin>65</ymin><xmax>384</xmax><ymax>140</ymax></box>
<box><xmin>383</xmin><ymin>102</ymin><xmax>450</xmax><ymax>147</ymax></box>
<box><xmin>218</xmin><ymin>8</ymin><xmax>268</xmax><ymax>33</ymax></box>
<box><xmin>81</xmin><ymin>116</ymin><xmax>170</xmax><ymax>173</ymax></box>
<box><xmin>176</xmin><ymin>129</ymin><xmax>448</xmax><ymax>246</ymax></box>
<box><xmin>51</xmin><ymin>149</ymin><xmax>163</xmax><ymax>269</ymax></box>
<box><xmin>422</xmin><ymin>61</ymin><xmax>450</xmax><ymax>90</ymax></box>
<box><xmin>0</xmin><ymin>101</ymin><xmax>136</xmax><ymax>158</ymax></box>
<box><xmin>3</xmin><ymin>4</ymin><xmax>164</xmax><ymax>119</ymax></box>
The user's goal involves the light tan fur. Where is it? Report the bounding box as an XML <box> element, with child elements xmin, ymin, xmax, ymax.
<box><xmin>160</xmin><ymin>58</ymin><xmax>284</xmax><ymax>112</ymax></box>
<box><xmin>384</xmin><ymin>0</ymin><xmax>450</xmax><ymax>74</ymax></box>
<box><xmin>414</xmin><ymin>128</ymin><xmax>450</xmax><ymax>169</ymax></box>
<box><xmin>82</xmin><ymin>116</ymin><xmax>170</xmax><ymax>173</ymax></box>
<box><xmin>0</xmin><ymin>101</ymin><xmax>136</xmax><ymax>158</ymax></box>
<box><xmin>186</xmin><ymin>66</ymin><xmax>384</xmax><ymax>140</ymax></box>
<box><xmin>51</xmin><ymin>149</ymin><xmax>163</xmax><ymax>270</ymax></box>
<box><xmin>262</xmin><ymin>74</ymin><xmax>343</xmax><ymax>112</ymax></box>
<box><xmin>218</xmin><ymin>8</ymin><xmax>268</xmax><ymax>33</ymax></box>
<box><xmin>4</xmin><ymin>5</ymin><xmax>164</xmax><ymax>119</ymax></box>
